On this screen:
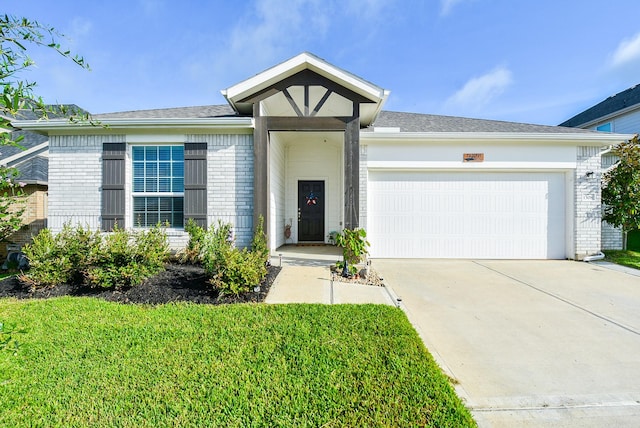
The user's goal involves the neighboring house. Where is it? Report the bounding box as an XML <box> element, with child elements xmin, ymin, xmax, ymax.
<box><xmin>560</xmin><ymin>84</ymin><xmax>640</xmax><ymax>250</ymax></box>
<box><xmin>0</xmin><ymin>130</ymin><xmax>49</xmax><ymax>256</ymax></box>
<box><xmin>12</xmin><ymin>53</ymin><xmax>633</xmax><ymax>260</ymax></box>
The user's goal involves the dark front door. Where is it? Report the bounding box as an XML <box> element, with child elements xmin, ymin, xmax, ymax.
<box><xmin>298</xmin><ymin>180</ymin><xmax>325</xmax><ymax>241</ymax></box>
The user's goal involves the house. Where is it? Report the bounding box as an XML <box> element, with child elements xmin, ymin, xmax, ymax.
<box><xmin>0</xmin><ymin>129</ymin><xmax>49</xmax><ymax>256</ymax></box>
<box><xmin>560</xmin><ymin>84</ymin><xmax>640</xmax><ymax>250</ymax></box>
<box><xmin>12</xmin><ymin>53</ymin><xmax>632</xmax><ymax>260</ymax></box>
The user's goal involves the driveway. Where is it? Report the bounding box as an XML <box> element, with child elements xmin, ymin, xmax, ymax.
<box><xmin>374</xmin><ymin>259</ymin><xmax>640</xmax><ymax>427</ymax></box>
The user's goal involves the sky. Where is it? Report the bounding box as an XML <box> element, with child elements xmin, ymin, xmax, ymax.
<box><xmin>5</xmin><ymin>0</ymin><xmax>640</xmax><ymax>126</ymax></box>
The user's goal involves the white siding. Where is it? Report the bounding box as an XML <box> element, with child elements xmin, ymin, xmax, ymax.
<box><xmin>285</xmin><ymin>139</ymin><xmax>342</xmax><ymax>243</ymax></box>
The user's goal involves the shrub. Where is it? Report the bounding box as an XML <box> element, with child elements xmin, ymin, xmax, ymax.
<box><xmin>21</xmin><ymin>223</ymin><xmax>169</xmax><ymax>290</ymax></box>
<box><xmin>251</xmin><ymin>215</ymin><xmax>269</xmax><ymax>267</ymax></box>
<box><xmin>178</xmin><ymin>219</ymin><xmax>206</xmax><ymax>264</ymax></box>
<box><xmin>201</xmin><ymin>220</ymin><xmax>267</xmax><ymax>295</ymax></box>
<box><xmin>85</xmin><ymin>224</ymin><xmax>169</xmax><ymax>289</ymax></box>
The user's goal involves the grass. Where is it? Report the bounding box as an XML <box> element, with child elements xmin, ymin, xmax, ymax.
<box><xmin>604</xmin><ymin>249</ymin><xmax>640</xmax><ymax>270</ymax></box>
<box><xmin>0</xmin><ymin>298</ymin><xmax>475</xmax><ymax>427</ymax></box>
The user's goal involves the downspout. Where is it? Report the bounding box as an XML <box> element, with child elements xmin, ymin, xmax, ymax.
<box><xmin>583</xmin><ymin>251</ymin><xmax>605</xmax><ymax>262</ymax></box>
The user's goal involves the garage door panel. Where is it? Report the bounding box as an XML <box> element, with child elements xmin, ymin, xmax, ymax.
<box><xmin>368</xmin><ymin>171</ymin><xmax>566</xmax><ymax>259</ymax></box>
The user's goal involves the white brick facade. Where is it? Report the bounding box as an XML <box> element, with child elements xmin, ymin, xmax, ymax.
<box><xmin>574</xmin><ymin>146</ymin><xmax>602</xmax><ymax>259</ymax></box>
<box><xmin>187</xmin><ymin>134</ymin><xmax>254</xmax><ymax>248</ymax></box>
<box><xmin>48</xmin><ymin>135</ymin><xmax>115</xmax><ymax>231</ymax></box>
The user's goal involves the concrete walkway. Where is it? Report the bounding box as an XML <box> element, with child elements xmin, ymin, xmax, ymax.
<box><xmin>265</xmin><ymin>245</ymin><xmax>395</xmax><ymax>305</ymax></box>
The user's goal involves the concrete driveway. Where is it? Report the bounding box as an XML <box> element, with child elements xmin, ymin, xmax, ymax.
<box><xmin>374</xmin><ymin>259</ymin><xmax>640</xmax><ymax>427</ymax></box>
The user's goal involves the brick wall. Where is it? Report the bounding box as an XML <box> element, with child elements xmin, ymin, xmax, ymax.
<box><xmin>48</xmin><ymin>135</ymin><xmax>114</xmax><ymax>231</ymax></box>
<box><xmin>187</xmin><ymin>134</ymin><xmax>254</xmax><ymax>248</ymax></box>
<box><xmin>574</xmin><ymin>146</ymin><xmax>602</xmax><ymax>259</ymax></box>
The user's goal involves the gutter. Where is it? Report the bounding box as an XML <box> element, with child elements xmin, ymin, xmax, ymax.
<box><xmin>11</xmin><ymin>117</ymin><xmax>254</xmax><ymax>132</ymax></box>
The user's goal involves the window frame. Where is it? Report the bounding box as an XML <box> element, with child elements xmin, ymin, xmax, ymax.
<box><xmin>131</xmin><ymin>144</ymin><xmax>185</xmax><ymax>229</ymax></box>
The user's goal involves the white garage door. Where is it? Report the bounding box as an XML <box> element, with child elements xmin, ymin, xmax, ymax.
<box><xmin>368</xmin><ymin>171</ymin><xmax>566</xmax><ymax>259</ymax></box>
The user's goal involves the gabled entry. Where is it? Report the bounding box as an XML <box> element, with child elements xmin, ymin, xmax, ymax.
<box><xmin>298</xmin><ymin>180</ymin><xmax>325</xmax><ymax>241</ymax></box>
<box><xmin>222</xmin><ymin>52</ymin><xmax>389</xmax><ymax>249</ymax></box>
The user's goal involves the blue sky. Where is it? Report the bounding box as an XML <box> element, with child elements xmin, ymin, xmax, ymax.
<box><xmin>6</xmin><ymin>0</ymin><xmax>640</xmax><ymax>125</ymax></box>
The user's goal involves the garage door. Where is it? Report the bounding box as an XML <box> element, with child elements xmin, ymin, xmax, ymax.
<box><xmin>368</xmin><ymin>171</ymin><xmax>566</xmax><ymax>259</ymax></box>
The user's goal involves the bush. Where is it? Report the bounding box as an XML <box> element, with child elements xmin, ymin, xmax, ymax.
<box><xmin>20</xmin><ymin>224</ymin><xmax>101</xmax><ymax>288</ymax></box>
<box><xmin>251</xmin><ymin>215</ymin><xmax>269</xmax><ymax>267</ymax></box>
<box><xmin>21</xmin><ymin>223</ymin><xmax>169</xmax><ymax>290</ymax></box>
<box><xmin>178</xmin><ymin>219</ymin><xmax>206</xmax><ymax>264</ymax></box>
<box><xmin>201</xmin><ymin>220</ymin><xmax>267</xmax><ymax>295</ymax></box>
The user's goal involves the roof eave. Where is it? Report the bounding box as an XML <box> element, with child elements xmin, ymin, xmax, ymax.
<box><xmin>361</xmin><ymin>131</ymin><xmax>634</xmax><ymax>145</ymax></box>
<box><xmin>12</xmin><ymin>117</ymin><xmax>254</xmax><ymax>132</ymax></box>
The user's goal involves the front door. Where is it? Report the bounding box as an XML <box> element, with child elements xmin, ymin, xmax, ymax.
<box><xmin>298</xmin><ymin>180</ymin><xmax>325</xmax><ymax>241</ymax></box>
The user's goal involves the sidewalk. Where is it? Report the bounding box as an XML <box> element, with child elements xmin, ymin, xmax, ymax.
<box><xmin>265</xmin><ymin>246</ymin><xmax>395</xmax><ymax>305</ymax></box>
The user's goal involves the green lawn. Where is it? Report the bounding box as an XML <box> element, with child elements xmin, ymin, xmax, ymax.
<box><xmin>604</xmin><ymin>250</ymin><xmax>640</xmax><ymax>270</ymax></box>
<box><xmin>0</xmin><ymin>298</ymin><xmax>475</xmax><ymax>427</ymax></box>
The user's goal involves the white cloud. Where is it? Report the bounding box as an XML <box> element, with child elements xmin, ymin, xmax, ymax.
<box><xmin>446</xmin><ymin>66</ymin><xmax>513</xmax><ymax>110</ymax></box>
<box><xmin>610</xmin><ymin>32</ymin><xmax>640</xmax><ymax>69</ymax></box>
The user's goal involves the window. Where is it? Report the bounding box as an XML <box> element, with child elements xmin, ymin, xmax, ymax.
<box><xmin>132</xmin><ymin>145</ymin><xmax>184</xmax><ymax>227</ymax></box>
<box><xmin>596</xmin><ymin>122</ymin><xmax>612</xmax><ymax>132</ymax></box>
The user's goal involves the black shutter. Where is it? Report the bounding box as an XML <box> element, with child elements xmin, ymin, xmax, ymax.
<box><xmin>184</xmin><ymin>142</ymin><xmax>207</xmax><ymax>228</ymax></box>
<box><xmin>101</xmin><ymin>142</ymin><xmax>126</xmax><ymax>231</ymax></box>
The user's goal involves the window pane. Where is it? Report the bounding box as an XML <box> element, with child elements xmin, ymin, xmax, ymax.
<box><xmin>159</xmin><ymin>197</ymin><xmax>172</xmax><ymax>211</ymax></box>
<box><xmin>146</xmin><ymin>178</ymin><xmax>157</xmax><ymax>192</ymax></box>
<box><xmin>133</xmin><ymin>197</ymin><xmax>146</xmax><ymax>211</ymax></box>
<box><xmin>158</xmin><ymin>146</ymin><xmax>171</xmax><ymax>161</ymax></box>
<box><xmin>133</xmin><ymin>162</ymin><xmax>144</xmax><ymax>178</ymax></box>
<box><xmin>132</xmin><ymin>147</ymin><xmax>144</xmax><ymax>161</ymax></box>
<box><xmin>172</xmin><ymin>178</ymin><xmax>184</xmax><ymax>192</ymax></box>
<box><xmin>172</xmin><ymin>162</ymin><xmax>184</xmax><ymax>177</ymax></box>
<box><xmin>159</xmin><ymin>162</ymin><xmax>171</xmax><ymax>177</ymax></box>
<box><xmin>145</xmin><ymin>146</ymin><xmax>158</xmax><ymax>161</ymax></box>
<box><xmin>173</xmin><ymin>215</ymin><xmax>184</xmax><ymax>228</ymax></box>
<box><xmin>147</xmin><ymin>197</ymin><xmax>159</xmax><ymax>211</ymax></box>
<box><xmin>159</xmin><ymin>213</ymin><xmax>172</xmax><ymax>224</ymax></box>
<box><xmin>159</xmin><ymin>178</ymin><xmax>171</xmax><ymax>192</ymax></box>
<box><xmin>172</xmin><ymin>146</ymin><xmax>184</xmax><ymax>161</ymax></box>
<box><xmin>133</xmin><ymin>178</ymin><xmax>145</xmax><ymax>193</ymax></box>
<box><xmin>146</xmin><ymin>213</ymin><xmax>159</xmax><ymax>226</ymax></box>
<box><xmin>146</xmin><ymin>163</ymin><xmax>158</xmax><ymax>177</ymax></box>
<box><xmin>173</xmin><ymin>197</ymin><xmax>184</xmax><ymax>212</ymax></box>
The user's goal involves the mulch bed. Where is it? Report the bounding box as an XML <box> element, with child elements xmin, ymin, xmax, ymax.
<box><xmin>0</xmin><ymin>264</ymin><xmax>281</xmax><ymax>305</ymax></box>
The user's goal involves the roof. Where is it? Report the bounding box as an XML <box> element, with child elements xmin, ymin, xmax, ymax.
<box><xmin>6</xmin><ymin>104</ymin><xmax>88</xmax><ymax>121</ymax></box>
<box><xmin>560</xmin><ymin>84</ymin><xmax>640</xmax><ymax>127</ymax></box>
<box><xmin>222</xmin><ymin>52</ymin><xmax>389</xmax><ymax>126</ymax></box>
<box><xmin>12</xmin><ymin>155</ymin><xmax>48</xmax><ymax>184</ymax></box>
<box><xmin>370</xmin><ymin>110</ymin><xmax>600</xmax><ymax>134</ymax></box>
<box><xmin>1</xmin><ymin>130</ymin><xmax>47</xmax><ymax>160</ymax></box>
<box><xmin>92</xmin><ymin>105</ymin><xmax>599</xmax><ymax>134</ymax></box>
<box><xmin>94</xmin><ymin>104</ymin><xmax>238</xmax><ymax>120</ymax></box>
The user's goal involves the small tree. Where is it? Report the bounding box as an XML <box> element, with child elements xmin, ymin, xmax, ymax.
<box><xmin>0</xmin><ymin>15</ymin><xmax>90</xmax><ymax>241</ymax></box>
<box><xmin>602</xmin><ymin>134</ymin><xmax>640</xmax><ymax>248</ymax></box>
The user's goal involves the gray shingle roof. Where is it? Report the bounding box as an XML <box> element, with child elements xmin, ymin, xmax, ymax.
<box><xmin>94</xmin><ymin>105</ymin><xmax>598</xmax><ymax>134</ymax></box>
<box><xmin>13</xmin><ymin>155</ymin><xmax>48</xmax><ymax>183</ymax></box>
<box><xmin>370</xmin><ymin>111</ymin><xmax>598</xmax><ymax>134</ymax></box>
<box><xmin>560</xmin><ymin>85</ymin><xmax>640</xmax><ymax>127</ymax></box>
<box><xmin>94</xmin><ymin>104</ymin><xmax>238</xmax><ymax>119</ymax></box>
<box><xmin>1</xmin><ymin>131</ymin><xmax>47</xmax><ymax>160</ymax></box>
